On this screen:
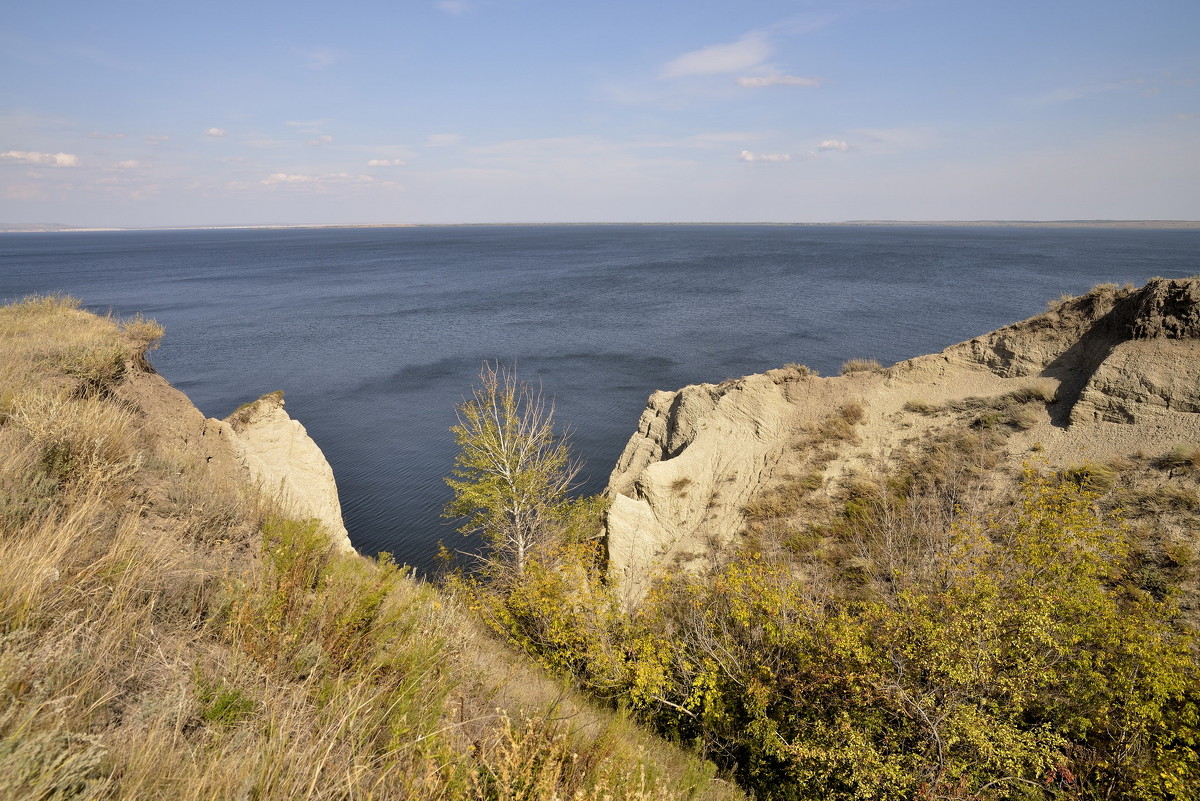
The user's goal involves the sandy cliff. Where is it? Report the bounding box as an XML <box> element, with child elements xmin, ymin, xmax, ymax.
<box><xmin>114</xmin><ymin>372</ymin><xmax>354</xmax><ymax>553</ymax></box>
<box><xmin>224</xmin><ymin>391</ymin><xmax>353</xmax><ymax>552</ymax></box>
<box><xmin>605</xmin><ymin>278</ymin><xmax>1200</xmax><ymax>606</ymax></box>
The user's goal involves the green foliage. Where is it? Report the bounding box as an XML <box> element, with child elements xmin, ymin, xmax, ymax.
<box><xmin>444</xmin><ymin>363</ymin><xmax>579</xmax><ymax>578</ymax></box>
<box><xmin>231</xmin><ymin>517</ymin><xmax>426</xmax><ymax>677</ymax></box>
<box><xmin>610</xmin><ymin>475</ymin><xmax>1200</xmax><ymax>799</ymax></box>
<box><xmin>198</xmin><ymin>677</ymin><xmax>257</xmax><ymax>726</ymax></box>
<box><xmin>452</xmin><ymin>495</ymin><xmax>626</xmax><ymax>690</ymax></box>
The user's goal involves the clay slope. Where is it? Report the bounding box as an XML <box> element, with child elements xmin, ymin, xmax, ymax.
<box><xmin>605</xmin><ymin>278</ymin><xmax>1200</xmax><ymax>606</ymax></box>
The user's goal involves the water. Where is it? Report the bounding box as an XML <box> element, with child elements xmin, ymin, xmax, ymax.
<box><xmin>2</xmin><ymin>224</ymin><xmax>1196</xmax><ymax>572</ymax></box>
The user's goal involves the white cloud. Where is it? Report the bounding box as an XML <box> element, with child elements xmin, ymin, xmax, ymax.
<box><xmin>426</xmin><ymin>133</ymin><xmax>464</xmax><ymax>147</ymax></box>
<box><xmin>263</xmin><ymin>173</ymin><xmax>318</xmax><ymax>184</ymax></box>
<box><xmin>436</xmin><ymin>1</ymin><xmax>470</xmax><ymax>14</ymax></box>
<box><xmin>661</xmin><ymin>33</ymin><xmax>771</xmax><ymax>79</ymax></box>
<box><xmin>737</xmin><ymin>74</ymin><xmax>820</xmax><ymax>88</ymax></box>
<box><xmin>367</xmin><ymin>159</ymin><xmax>406</xmax><ymax>167</ymax></box>
<box><xmin>115</xmin><ymin>160</ymin><xmax>141</xmax><ymax>168</ymax></box>
<box><xmin>205</xmin><ymin>127</ymin><xmax>227</xmax><ymax>137</ymax></box>
<box><xmin>262</xmin><ymin>172</ymin><xmax>374</xmax><ymax>186</ymax></box>
<box><xmin>0</xmin><ymin>150</ymin><xmax>80</xmax><ymax>167</ymax></box>
<box><xmin>738</xmin><ymin>150</ymin><xmax>791</xmax><ymax>163</ymax></box>
<box><xmin>307</xmin><ymin>134</ymin><xmax>334</xmax><ymax>146</ymax></box>
<box><xmin>818</xmin><ymin>139</ymin><xmax>849</xmax><ymax>152</ymax></box>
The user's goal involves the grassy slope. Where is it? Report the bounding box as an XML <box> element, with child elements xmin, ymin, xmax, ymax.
<box><xmin>0</xmin><ymin>296</ymin><xmax>741</xmax><ymax>801</ymax></box>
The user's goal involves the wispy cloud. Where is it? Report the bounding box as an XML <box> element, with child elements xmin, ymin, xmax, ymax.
<box><xmin>307</xmin><ymin>134</ymin><xmax>334</xmax><ymax>146</ymax></box>
<box><xmin>738</xmin><ymin>150</ymin><xmax>791</xmax><ymax>163</ymax></box>
<box><xmin>263</xmin><ymin>173</ymin><xmax>318</xmax><ymax>185</ymax></box>
<box><xmin>262</xmin><ymin>172</ymin><xmax>374</xmax><ymax>186</ymax></box>
<box><xmin>145</xmin><ymin>134</ymin><xmax>170</xmax><ymax>145</ymax></box>
<box><xmin>88</xmin><ymin>131</ymin><xmax>125</xmax><ymax>140</ymax></box>
<box><xmin>661</xmin><ymin>33</ymin><xmax>771</xmax><ymax>79</ymax></box>
<box><xmin>367</xmin><ymin>159</ymin><xmax>406</xmax><ymax>167</ymax></box>
<box><xmin>115</xmin><ymin>160</ymin><xmax>141</xmax><ymax>168</ymax></box>
<box><xmin>737</xmin><ymin>74</ymin><xmax>820</xmax><ymax>88</ymax></box>
<box><xmin>0</xmin><ymin>150</ymin><xmax>79</xmax><ymax>167</ymax></box>
<box><xmin>818</xmin><ymin>139</ymin><xmax>849</xmax><ymax>152</ymax></box>
<box><xmin>204</xmin><ymin>127</ymin><xmax>227</xmax><ymax>137</ymax></box>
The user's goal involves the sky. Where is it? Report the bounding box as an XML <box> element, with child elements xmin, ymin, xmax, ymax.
<box><xmin>2</xmin><ymin>0</ymin><xmax>1198</xmax><ymax>227</ymax></box>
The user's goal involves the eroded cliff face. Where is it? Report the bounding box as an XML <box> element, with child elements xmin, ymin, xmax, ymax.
<box><xmin>114</xmin><ymin>374</ymin><xmax>354</xmax><ymax>553</ymax></box>
<box><xmin>223</xmin><ymin>392</ymin><xmax>354</xmax><ymax>552</ymax></box>
<box><xmin>605</xmin><ymin>278</ymin><xmax>1200</xmax><ymax>606</ymax></box>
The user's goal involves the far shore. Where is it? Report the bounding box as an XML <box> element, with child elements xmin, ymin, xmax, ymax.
<box><xmin>2</xmin><ymin>219</ymin><xmax>1199</xmax><ymax>234</ymax></box>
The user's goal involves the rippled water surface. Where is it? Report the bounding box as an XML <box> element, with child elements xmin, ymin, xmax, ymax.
<box><xmin>2</xmin><ymin>224</ymin><xmax>1196</xmax><ymax>571</ymax></box>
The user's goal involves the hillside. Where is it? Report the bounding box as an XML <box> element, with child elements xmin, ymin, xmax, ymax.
<box><xmin>606</xmin><ymin>278</ymin><xmax>1200</xmax><ymax>608</ymax></box>
<box><xmin>0</xmin><ymin>296</ymin><xmax>740</xmax><ymax>800</ymax></box>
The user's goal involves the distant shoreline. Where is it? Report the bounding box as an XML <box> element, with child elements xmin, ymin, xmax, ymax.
<box><xmin>3</xmin><ymin>219</ymin><xmax>1199</xmax><ymax>234</ymax></box>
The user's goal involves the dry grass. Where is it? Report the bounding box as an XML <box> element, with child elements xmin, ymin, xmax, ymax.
<box><xmin>839</xmin><ymin>358</ymin><xmax>883</xmax><ymax>375</ymax></box>
<box><xmin>0</xmin><ymin>296</ymin><xmax>741</xmax><ymax>801</ymax></box>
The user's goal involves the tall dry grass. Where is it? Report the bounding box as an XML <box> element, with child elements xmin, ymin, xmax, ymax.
<box><xmin>0</xmin><ymin>295</ymin><xmax>739</xmax><ymax>801</ymax></box>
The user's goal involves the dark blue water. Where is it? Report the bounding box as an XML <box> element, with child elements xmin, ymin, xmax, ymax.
<box><xmin>2</xmin><ymin>224</ymin><xmax>1196</xmax><ymax>571</ymax></box>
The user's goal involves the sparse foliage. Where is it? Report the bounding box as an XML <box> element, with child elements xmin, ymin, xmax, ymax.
<box><xmin>444</xmin><ymin>362</ymin><xmax>580</xmax><ymax>578</ymax></box>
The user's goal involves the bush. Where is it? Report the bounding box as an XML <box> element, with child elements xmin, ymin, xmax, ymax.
<box><xmin>624</xmin><ymin>475</ymin><xmax>1200</xmax><ymax>800</ymax></box>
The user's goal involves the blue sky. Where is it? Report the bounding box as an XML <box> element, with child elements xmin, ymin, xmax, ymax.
<box><xmin>2</xmin><ymin>0</ymin><xmax>1197</xmax><ymax>226</ymax></box>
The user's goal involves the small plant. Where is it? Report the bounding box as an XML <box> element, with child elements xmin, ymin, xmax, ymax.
<box><xmin>839</xmin><ymin>401</ymin><xmax>866</xmax><ymax>425</ymax></box>
<box><xmin>783</xmin><ymin>363</ymin><xmax>818</xmax><ymax>377</ymax></box>
<box><xmin>1058</xmin><ymin>462</ymin><xmax>1118</xmax><ymax>494</ymax></box>
<box><xmin>1154</xmin><ymin>445</ymin><xmax>1200</xmax><ymax>473</ymax></box>
<box><xmin>840</xmin><ymin>358</ymin><xmax>883</xmax><ymax>375</ymax></box>
<box><xmin>198</xmin><ymin>681</ymin><xmax>257</xmax><ymax>726</ymax></box>
<box><xmin>670</xmin><ymin>477</ymin><xmax>692</xmax><ymax>493</ymax></box>
<box><xmin>1001</xmin><ymin>383</ymin><xmax>1055</xmax><ymax>404</ymax></box>
<box><xmin>903</xmin><ymin>399</ymin><xmax>941</xmax><ymax>415</ymax></box>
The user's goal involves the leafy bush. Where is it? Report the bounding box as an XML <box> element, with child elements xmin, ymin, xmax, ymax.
<box><xmin>622</xmin><ymin>475</ymin><xmax>1200</xmax><ymax>799</ymax></box>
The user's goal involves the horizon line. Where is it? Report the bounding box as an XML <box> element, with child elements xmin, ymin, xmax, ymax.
<box><xmin>3</xmin><ymin>219</ymin><xmax>1200</xmax><ymax>234</ymax></box>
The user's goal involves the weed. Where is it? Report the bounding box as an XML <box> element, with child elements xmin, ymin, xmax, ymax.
<box><xmin>903</xmin><ymin>399</ymin><xmax>941</xmax><ymax>415</ymax></box>
<box><xmin>1058</xmin><ymin>462</ymin><xmax>1118</xmax><ymax>494</ymax></box>
<box><xmin>783</xmin><ymin>363</ymin><xmax>818</xmax><ymax>377</ymax></box>
<box><xmin>840</xmin><ymin>358</ymin><xmax>883</xmax><ymax>375</ymax></box>
<box><xmin>1154</xmin><ymin>445</ymin><xmax>1200</xmax><ymax>473</ymax></box>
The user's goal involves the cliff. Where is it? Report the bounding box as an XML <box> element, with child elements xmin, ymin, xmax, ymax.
<box><xmin>605</xmin><ymin>278</ymin><xmax>1200</xmax><ymax>606</ymax></box>
<box><xmin>113</xmin><ymin>370</ymin><xmax>353</xmax><ymax>552</ymax></box>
